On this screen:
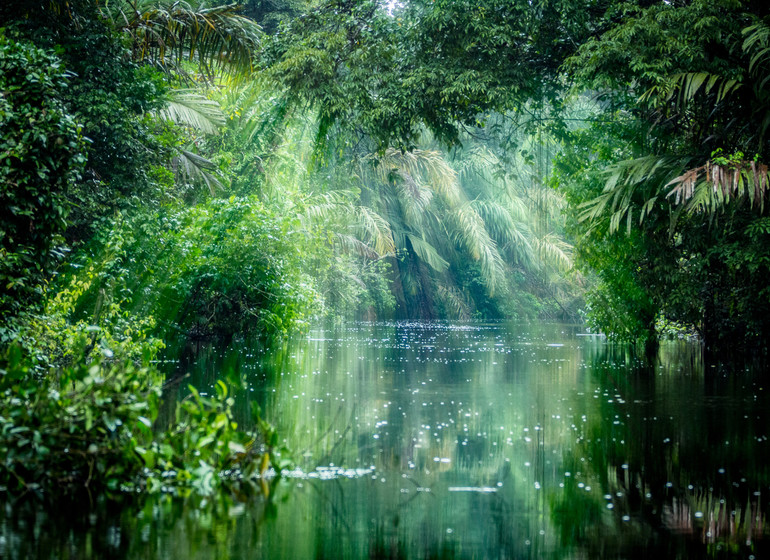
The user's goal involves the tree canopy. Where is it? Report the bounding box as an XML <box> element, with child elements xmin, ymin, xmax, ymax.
<box><xmin>263</xmin><ymin>0</ymin><xmax>613</xmax><ymax>149</ymax></box>
<box><xmin>558</xmin><ymin>0</ymin><xmax>770</xmax><ymax>355</ymax></box>
<box><xmin>3</xmin><ymin>0</ymin><xmax>770</xmax><ymax>352</ymax></box>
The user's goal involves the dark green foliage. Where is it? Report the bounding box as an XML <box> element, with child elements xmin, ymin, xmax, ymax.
<box><xmin>668</xmin><ymin>208</ymin><xmax>770</xmax><ymax>356</ymax></box>
<box><xmin>0</xmin><ymin>33</ymin><xmax>86</xmax><ymax>316</ymax></box>
<box><xmin>106</xmin><ymin>0</ymin><xmax>263</xmax><ymax>81</ymax></box>
<box><xmin>243</xmin><ymin>0</ymin><xmax>308</xmax><ymax>34</ymax></box>
<box><xmin>0</xmin><ymin>340</ymin><xmax>160</xmax><ymax>492</ymax></box>
<box><xmin>0</xmin><ymin>254</ymin><xmax>286</xmax><ymax>495</ymax></box>
<box><xmin>154</xmin><ymin>197</ymin><xmax>320</xmax><ymax>339</ymax></box>
<box><xmin>5</xmin><ymin>0</ymin><xmax>173</xmax><ymax>239</ymax></box>
<box><xmin>55</xmin><ymin>37</ymin><xmax>170</xmax><ymax>238</ymax></box>
<box><xmin>263</xmin><ymin>0</ymin><xmax>608</xmax><ymax>150</ymax></box>
<box><xmin>557</xmin><ymin>1</ymin><xmax>770</xmax><ymax>354</ymax></box>
<box><xmin>0</xmin><ymin>0</ymin><xmax>305</xmax><ymax>498</ymax></box>
<box><xmin>0</xmin><ymin>275</ymin><xmax>284</xmax><ymax>496</ymax></box>
<box><xmin>0</xmin><ymin>339</ymin><xmax>278</xmax><ymax>495</ymax></box>
<box><xmin>555</xmin><ymin>117</ymin><xmax>660</xmax><ymax>343</ymax></box>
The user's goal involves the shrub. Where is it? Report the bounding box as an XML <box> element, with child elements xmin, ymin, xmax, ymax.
<box><xmin>0</xmin><ymin>339</ymin><xmax>281</xmax><ymax>496</ymax></box>
<box><xmin>0</xmin><ymin>32</ymin><xmax>85</xmax><ymax>316</ymax></box>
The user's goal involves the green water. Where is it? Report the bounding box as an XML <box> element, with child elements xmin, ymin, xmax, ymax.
<box><xmin>2</xmin><ymin>322</ymin><xmax>769</xmax><ymax>559</ymax></box>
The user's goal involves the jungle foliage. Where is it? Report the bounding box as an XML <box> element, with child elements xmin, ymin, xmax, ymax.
<box><xmin>556</xmin><ymin>0</ymin><xmax>770</xmax><ymax>355</ymax></box>
<box><xmin>1</xmin><ymin>337</ymin><xmax>282</xmax><ymax>496</ymax></box>
<box><xmin>261</xmin><ymin>0</ymin><xmax>770</xmax><ymax>354</ymax></box>
<box><xmin>4</xmin><ymin>0</ymin><xmax>770</xmax><ymax>497</ymax></box>
<box><xmin>0</xmin><ymin>1</ymin><xmax>293</xmax><ymax>496</ymax></box>
<box><xmin>261</xmin><ymin>0</ymin><xmax>610</xmax><ymax>150</ymax></box>
<box><xmin>0</xmin><ymin>32</ymin><xmax>85</xmax><ymax>316</ymax></box>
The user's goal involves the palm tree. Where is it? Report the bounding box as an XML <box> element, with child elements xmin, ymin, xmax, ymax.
<box><xmin>350</xmin><ymin>134</ymin><xmax>577</xmax><ymax>319</ymax></box>
<box><xmin>452</xmin><ymin>129</ymin><xmax>578</xmax><ymax>319</ymax></box>
<box><xmin>105</xmin><ymin>0</ymin><xmax>262</xmax><ymax>81</ymax></box>
<box><xmin>208</xmin><ymin>79</ymin><xmax>580</xmax><ymax>321</ymax></box>
<box><xmin>570</xmin><ymin>17</ymin><xmax>770</xmax><ymax>350</ymax></box>
<box><xmin>581</xmin><ymin>21</ymin><xmax>770</xmax><ymax>232</ymax></box>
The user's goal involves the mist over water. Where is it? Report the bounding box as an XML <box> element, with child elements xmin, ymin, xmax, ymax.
<box><xmin>3</xmin><ymin>322</ymin><xmax>769</xmax><ymax>559</ymax></box>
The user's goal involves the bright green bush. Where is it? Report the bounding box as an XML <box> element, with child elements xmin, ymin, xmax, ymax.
<box><xmin>54</xmin><ymin>197</ymin><xmax>321</xmax><ymax>342</ymax></box>
<box><xmin>158</xmin><ymin>197</ymin><xmax>321</xmax><ymax>339</ymax></box>
<box><xmin>7</xmin><ymin>268</ymin><xmax>163</xmax><ymax>371</ymax></box>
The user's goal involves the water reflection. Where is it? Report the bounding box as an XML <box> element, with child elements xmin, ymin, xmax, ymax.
<box><xmin>2</xmin><ymin>322</ymin><xmax>768</xmax><ymax>559</ymax></box>
<box><xmin>551</xmin><ymin>341</ymin><xmax>770</xmax><ymax>558</ymax></box>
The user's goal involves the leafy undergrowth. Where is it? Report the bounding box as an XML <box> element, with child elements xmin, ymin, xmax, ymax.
<box><xmin>0</xmin><ymin>336</ymin><xmax>287</xmax><ymax>498</ymax></box>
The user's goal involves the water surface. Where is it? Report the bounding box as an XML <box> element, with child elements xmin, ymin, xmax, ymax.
<box><xmin>2</xmin><ymin>322</ymin><xmax>769</xmax><ymax>559</ymax></box>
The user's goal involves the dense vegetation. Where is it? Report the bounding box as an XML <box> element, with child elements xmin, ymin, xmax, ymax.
<box><xmin>1</xmin><ymin>0</ymin><xmax>769</xmax><ymax>495</ymax></box>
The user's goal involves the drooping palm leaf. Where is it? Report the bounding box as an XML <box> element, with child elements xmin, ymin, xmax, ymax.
<box><xmin>667</xmin><ymin>159</ymin><xmax>770</xmax><ymax>215</ymax></box>
<box><xmin>532</xmin><ymin>232</ymin><xmax>573</xmax><ymax>273</ymax></box>
<box><xmin>452</xmin><ymin>204</ymin><xmax>506</xmax><ymax>295</ymax></box>
<box><xmin>435</xmin><ymin>284</ymin><xmax>471</xmax><ymax>320</ymax></box>
<box><xmin>579</xmin><ymin>156</ymin><xmax>684</xmax><ymax>233</ymax></box>
<box><xmin>106</xmin><ymin>1</ymin><xmax>262</xmax><ymax>81</ymax></box>
<box><xmin>744</xmin><ymin>23</ymin><xmax>770</xmax><ymax>81</ymax></box>
<box><xmin>392</xmin><ymin>170</ymin><xmax>433</xmax><ymax>228</ymax></box>
<box><xmin>743</xmin><ymin>23</ymin><xmax>770</xmax><ymax>144</ymax></box>
<box><xmin>354</xmin><ymin>206</ymin><xmax>395</xmax><ymax>257</ymax></box>
<box><xmin>405</xmin><ymin>233</ymin><xmax>449</xmax><ymax>272</ymax></box>
<box><xmin>471</xmin><ymin>199</ymin><xmax>535</xmax><ymax>266</ymax></box>
<box><xmin>639</xmin><ymin>72</ymin><xmax>743</xmax><ymax>109</ymax></box>
<box><xmin>158</xmin><ymin>88</ymin><xmax>226</xmax><ymax>133</ymax></box>
<box><xmin>172</xmin><ymin>148</ymin><xmax>224</xmax><ymax>193</ymax></box>
<box><xmin>374</xmin><ymin>149</ymin><xmax>462</xmax><ymax>205</ymax></box>
<box><xmin>334</xmin><ymin>233</ymin><xmax>379</xmax><ymax>260</ymax></box>
<box><xmin>299</xmin><ymin>190</ymin><xmax>353</xmax><ymax>227</ymax></box>
<box><xmin>224</xmin><ymin>82</ymin><xmax>292</xmax><ymax>146</ymax></box>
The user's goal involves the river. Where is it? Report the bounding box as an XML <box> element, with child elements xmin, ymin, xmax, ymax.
<box><xmin>2</xmin><ymin>322</ymin><xmax>768</xmax><ymax>558</ymax></box>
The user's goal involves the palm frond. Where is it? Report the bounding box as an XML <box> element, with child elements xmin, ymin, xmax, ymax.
<box><xmin>470</xmin><ymin>200</ymin><xmax>515</xmax><ymax>244</ymax></box>
<box><xmin>455</xmin><ymin>144</ymin><xmax>502</xmax><ymax>184</ymax></box>
<box><xmin>744</xmin><ymin>23</ymin><xmax>770</xmax><ymax>79</ymax></box>
<box><xmin>667</xmin><ymin>159</ymin><xmax>770</xmax><ymax>215</ymax></box>
<box><xmin>405</xmin><ymin>233</ymin><xmax>449</xmax><ymax>272</ymax></box>
<box><xmin>452</xmin><ymin>205</ymin><xmax>506</xmax><ymax>295</ymax></box>
<box><xmin>299</xmin><ymin>190</ymin><xmax>353</xmax><ymax>228</ymax></box>
<box><xmin>158</xmin><ymin>89</ymin><xmax>226</xmax><ymax>134</ymax></box>
<box><xmin>435</xmin><ymin>284</ymin><xmax>471</xmax><ymax>320</ymax></box>
<box><xmin>665</xmin><ymin>72</ymin><xmax>742</xmax><ymax>107</ymax></box>
<box><xmin>107</xmin><ymin>1</ymin><xmax>262</xmax><ymax>81</ymax></box>
<box><xmin>172</xmin><ymin>148</ymin><xmax>224</xmax><ymax>193</ymax></box>
<box><xmin>354</xmin><ymin>206</ymin><xmax>396</xmax><ymax>257</ymax></box>
<box><xmin>532</xmin><ymin>233</ymin><xmax>573</xmax><ymax>272</ymax></box>
<box><xmin>743</xmin><ymin>23</ymin><xmax>770</xmax><ymax>142</ymax></box>
<box><xmin>374</xmin><ymin>149</ymin><xmax>462</xmax><ymax>205</ymax></box>
<box><xmin>579</xmin><ymin>156</ymin><xmax>683</xmax><ymax>233</ymax></box>
<box><xmin>334</xmin><ymin>233</ymin><xmax>379</xmax><ymax>260</ymax></box>
<box><xmin>228</xmin><ymin>85</ymin><xmax>291</xmax><ymax>146</ymax></box>
<box><xmin>471</xmin><ymin>200</ymin><xmax>535</xmax><ymax>266</ymax></box>
<box><xmin>502</xmin><ymin>192</ymin><xmax>531</xmax><ymax>223</ymax></box>
<box><xmin>452</xmin><ymin>204</ymin><xmax>487</xmax><ymax>260</ymax></box>
<box><xmin>392</xmin><ymin>170</ymin><xmax>432</xmax><ymax>227</ymax></box>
